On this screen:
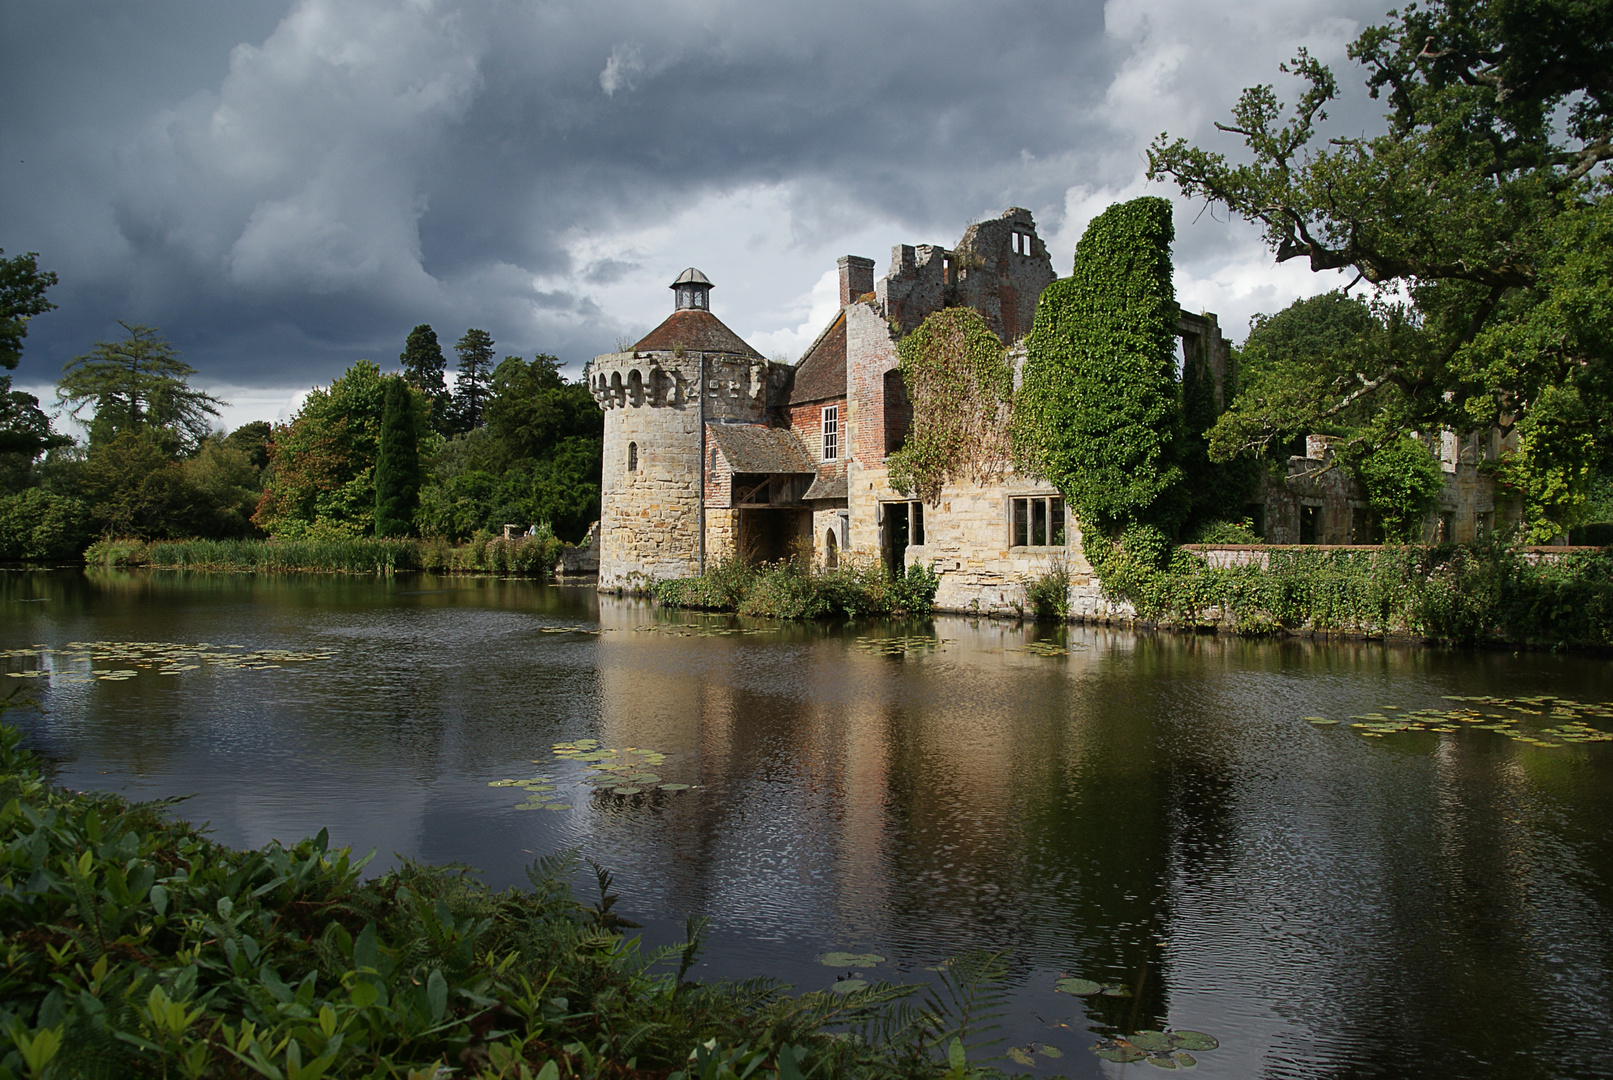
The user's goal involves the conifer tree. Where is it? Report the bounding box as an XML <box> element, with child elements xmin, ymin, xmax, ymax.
<box><xmin>399</xmin><ymin>324</ymin><xmax>451</xmax><ymax>433</ymax></box>
<box><xmin>452</xmin><ymin>328</ymin><xmax>495</xmax><ymax>432</ymax></box>
<box><xmin>374</xmin><ymin>376</ymin><xmax>421</xmax><ymax>537</ymax></box>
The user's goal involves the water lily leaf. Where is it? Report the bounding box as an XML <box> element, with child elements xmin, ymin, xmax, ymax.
<box><xmin>1006</xmin><ymin>1047</ymin><xmax>1035</xmax><ymax>1067</ymax></box>
<box><xmin>1306</xmin><ymin>717</ymin><xmax>1338</xmax><ymax>725</ymax></box>
<box><xmin>658</xmin><ymin>783</ymin><xmax>691</xmax><ymax>792</ymax></box>
<box><xmin>628</xmin><ymin>773</ymin><xmax>661</xmax><ymax>784</ymax></box>
<box><xmin>611</xmin><ymin>786</ymin><xmax>643</xmax><ymax>796</ymax></box>
<box><xmin>1173</xmin><ymin>1053</ymin><xmax>1197</xmax><ymax>1069</ymax></box>
<box><xmin>1168</xmin><ymin>1032</ymin><xmax>1218</xmax><ymax>1051</ymax></box>
<box><xmin>1101</xmin><ymin>983</ymin><xmax>1133</xmax><ymax>997</ymax></box>
<box><xmin>1147</xmin><ymin>1055</ymin><xmax>1178</xmax><ymax>1069</ymax></box>
<box><xmin>1129</xmin><ymin>1032</ymin><xmax>1175</xmax><ymax>1054</ymax></box>
<box><xmin>1034</xmin><ymin>1044</ymin><xmax>1063</xmax><ymax>1059</ymax></box>
<box><xmin>821</xmin><ymin>952</ymin><xmax>884</xmax><ymax>967</ymax></box>
<box><xmin>1054</xmin><ymin>977</ymin><xmax>1102</xmax><ymax>996</ymax></box>
<box><xmin>1092</xmin><ymin>1044</ymin><xmax>1145</xmax><ymax>1064</ymax></box>
<box><xmin>828</xmin><ymin>978</ymin><xmax>867</xmax><ymax>994</ymax></box>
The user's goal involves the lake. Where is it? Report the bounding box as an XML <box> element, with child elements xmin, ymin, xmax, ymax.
<box><xmin>3</xmin><ymin>568</ymin><xmax>1611</xmax><ymax>1078</ymax></box>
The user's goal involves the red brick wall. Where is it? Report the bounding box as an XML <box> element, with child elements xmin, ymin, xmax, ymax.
<box><xmin>787</xmin><ymin>398</ymin><xmax>846</xmax><ymax>477</ymax></box>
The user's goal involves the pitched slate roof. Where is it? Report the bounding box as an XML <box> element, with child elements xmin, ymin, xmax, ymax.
<box><xmin>787</xmin><ymin>310</ymin><xmax>846</xmax><ymax>404</ymax></box>
<box><xmin>706</xmin><ymin>423</ymin><xmax>817</xmax><ymax>474</ymax></box>
<box><xmin>802</xmin><ymin>474</ymin><xmax>848</xmax><ymax>501</ymax></box>
<box><xmin>632</xmin><ymin>309</ymin><xmax>762</xmax><ymax>358</ymax></box>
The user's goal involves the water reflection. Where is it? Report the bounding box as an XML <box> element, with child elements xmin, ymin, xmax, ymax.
<box><xmin>3</xmin><ymin>569</ymin><xmax>1611</xmax><ymax>1079</ymax></box>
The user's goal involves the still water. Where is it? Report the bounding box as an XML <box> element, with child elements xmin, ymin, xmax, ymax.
<box><xmin>3</xmin><ymin>569</ymin><xmax>1611</xmax><ymax>1078</ymax></box>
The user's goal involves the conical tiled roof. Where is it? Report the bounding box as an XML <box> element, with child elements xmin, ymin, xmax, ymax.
<box><xmin>631</xmin><ymin>309</ymin><xmax>763</xmax><ymax>358</ymax></box>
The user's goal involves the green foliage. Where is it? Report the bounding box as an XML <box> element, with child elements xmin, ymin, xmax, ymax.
<box><xmin>0</xmin><ymin>489</ymin><xmax>90</xmax><ymax>561</ymax></box>
<box><xmin>1343</xmin><ymin>434</ymin><xmax>1447</xmax><ymax>542</ymax></box>
<box><xmin>221</xmin><ymin>421</ymin><xmax>273</xmax><ymax>473</ymax></box>
<box><xmin>0</xmin><ymin>249</ymin><xmax>57</xmax><ymax>372</ymax></box>
<box><xmin>1022</xmin><ymin>557</ymin><xmax>1071</xmax><ymax>622</ymax></box>
<box><xmin>885</xmin><ymin>309</ymin><xmax>1014</xmax><ymax>503</ymax></box>
<box><xmin>254</xmin><ymin>360</ymin><xmax>392</xmax><ymax>540</ymax></box>
<box><xmin>451</xmin><ymin>328</ymin><xmax>496</xmax><ymax>433</ymax></box>
<box><xmin>1148</xmin><ymin>0</ymin><xmax>1613</xmax><ymax>542</ymax></box>
<box><xmin>57</xmin><ymin>324</ymin><xmax>223</xmax><ymax>453</ymax></box>
<box><xmin>77</xmin><ymin>428</ymin><xmax>191</xmax><ymax>539</ymax></box>
<box><xmin>0</xmin><ymin>383</ymin><xmax>65</xmax><ymax>462</ymax></box>
<box><xmin>93</xmin><ymin>530</ymin><xmax>568</xmax><ymax>577</ymax></box>
<box><xmin>400</xmin><ymin>324</ymin><xmax>452</xmax><ymax>435</ymax></box>
<box><xmin>655</xmin><ymin>557</ymin><xmax>940</xmax><ymax>620</ymax></box>
<box><xmin>1016</xmin><ymin>197</ymin><xmax>1185</xmax><ymax>538</ymax></box>
<box><xmin>1097</xmin><ymin>541</ymin><xmax>1613</xmax><ymax>646</ymax></box>
<box><xmin>0</xmin><ymin>718</ymin><xmax>999</xmax><ymax>1080</ymax></box>
<box><xmin>418</xmin><ymin>357</ymin><xmax>603</xmax><ymax>543</ymax></box>
<box><xmin>374</xmin><ymin>377</ymin><xmax>422</xmax><ymax>538</ymax></box>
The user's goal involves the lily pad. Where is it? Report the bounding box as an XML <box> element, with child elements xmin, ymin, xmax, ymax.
<box><xmin>1174</xmin><ymin>1053</ymin><xmax>1197</xmax><ymax>1069</ymax></box>
<box><xmin>1101</xmin><ymin>983</ymin><xmax>1133</xmax><ymax>997</ymax></box>
<box><xmin>1054</xmin><ymin>977</ymin><xmax>1102</xmax><ymax>996</ymax></box>
<box><xmin>828</xmin><ymin>978</ymin><xmax>867</xmax><ymax>994</ymax></box>
<box><xmin>1005</xmin><ymin>1047</ymin><xmax>1035</xmax><ymax>1067</ymax></box>
<box><xmin>1034</xmin><ymin>1044</ymin><xmax>1063</xmax><ymax>1059</ymax></box>
<box><xmin>1305</xmin><ymin>717</ymin><xmax>1338</xmax><ymax>725</ymax></box>
<box><xmin>1147</xmin><ymin>1056</ymin><xmax>1177</xmax><ymax>1069</ymax></box>
<box><xmin>658</xmin><ymin>783</ymin><xmax>692</xmax><ymax>792</ymax></box>
<box><xmin>1092</xmin><ymin>1044</ymin><xmax>1146</xmax><ymax>1064</ymax></box>
<box><xmin>1129</xmin><ymin>1032</ymin><xmax>1175</xmax><ymax>1054</ymax></box>
<box><xmin>1168</xmin><ymin>1031</ymin><xmax>1218</xmax><ymax>1051</ymax></box>
<box><xmin>821</xmin><ymin>952</ymin><xmax>884</xmax><ymax>967</ymax></box>
<box><xmin>611</xmin><ymin>786</ymin><xmax>643</xmax><ymax>796</ymax></box>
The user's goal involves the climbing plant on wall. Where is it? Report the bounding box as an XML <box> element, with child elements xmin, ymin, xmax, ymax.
<box><xmin>1015</xmin><ymin>196</ymin><xmax>1186</xmax><ymax>542</ymax></box>
<box><xmin>886</xmin><ymin>307</ymin><xmax>1015</xmax><ymax>503</ymax></box>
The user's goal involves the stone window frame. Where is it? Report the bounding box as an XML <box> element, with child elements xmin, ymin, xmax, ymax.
<box><xmin>879</xmin><ymin>499</ymin><xmax>926</xmax><ymax>547</ymax></box>
<box><xmin>1008</xmin><ymin>493</ymin><xmax>1066</xmax><ymax>549</ymax></box>
<box><xmin>1012</xmin><ymin>230</ymin><xmax>1034</xmax><ymax>256</ymax></box>
<box><xmin>821</xmin><ymin>404</ymin><xmax>839</xmax><ymax>461</ymax></box>
<box><xmin>627</xmin><ymin>442</ymin><xmax>638</xmax><ymax>473</ymax></box>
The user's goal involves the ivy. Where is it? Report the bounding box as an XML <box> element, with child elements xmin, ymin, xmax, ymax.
<box><xmin>886</xmin><ymin>307</ymin><xmax>1015</xmax><ymax>503</ymax></box>
<box><xmin>1015</xmin><ymin>197</ymin><xmax>1186</xmax><ymax>542</ymax></box>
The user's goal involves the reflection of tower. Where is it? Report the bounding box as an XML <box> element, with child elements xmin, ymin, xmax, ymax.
<box><xmin>588</xmin><ymin>269</ymin><xmax>769</xmax><ymax>589</ymax></box>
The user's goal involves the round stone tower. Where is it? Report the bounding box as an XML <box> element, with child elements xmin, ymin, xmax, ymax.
<box><xmin>587</xmin><ymin>269</ymin><xmax>769</xmax><ymax>590</ymax></box>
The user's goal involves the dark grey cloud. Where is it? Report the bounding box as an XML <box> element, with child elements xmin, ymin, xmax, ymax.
<box><xmin>1</xmin><ymin>0</ymin><xmax>1393</xmax><ymax>421</ymax></box>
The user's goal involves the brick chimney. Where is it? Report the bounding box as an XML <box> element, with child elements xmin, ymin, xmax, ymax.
<box><xmin>838</xmin><ymin>255</ymin><xmax>875</xmax><ymax>307</ymax></box>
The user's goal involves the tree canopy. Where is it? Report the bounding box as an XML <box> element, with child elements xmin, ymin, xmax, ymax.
<box><xmin>0</xmin><ymin>250</ymin><xmax>57</xmax><ymax>372</ymax></box>
<box><xmin>1147</xmin><ymin>0</ymin><xmax>1613</xmax><ymax>540</ymax></box>
<box><xmin>400</xmin><ymin>324</ymin><xmax>452</xmax><ymax>434</ymax></box>
<box><xmin>57</xmin><ymin>323</ymin><xmax>223</xmax><ymax>452</ymax></box>
<box><xmin>451</xmin><ymin>328</ymin><xmax>495</xmax><ymax>433</ymax></box>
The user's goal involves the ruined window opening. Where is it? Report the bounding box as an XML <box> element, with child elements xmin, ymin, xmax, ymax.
<box><xmin>883</xmin><ymin>369</ymin><xmax>911</xmax><ymax>454</ymax></box>
<box><xmin>1438</xmin><ymin>511</ymin><xmax>1455</xmax><ymax>542</ymax></box>
<box><xmin>824</xmin><ymin>529</ymin><xmax>838</xmax><ymax>568</ymax></box>
<box><xmin>881</xmin><ymin>500</ymin><xmax>924</xmax><ymax>576</ymax></box>
<box><xmin>1475</xmin><ymin>510</ymin><xmax>1493</xmax><ymax>537</ymax></box>
<box><xmin>627</xmin><ymin>442</ymin><xmax>638</xmax><ymax>473</ymax></box>
<box><xmin>1010</xmin><ymin>496</ymin><xmax>1064</xmax><ymax>547</ymax></box>
<box><xmin>1300</xmin><ymin>504</ymin><xmax>1321</xmax><ymax>544</ymax></box>
<box><xmin>1244</xmin><ymin>503</ymin><xmax>1265</xmax><ymax>540</ymax></box>
<box><xmin>942</xmin><ymin>253</ymin><xmax>955</xmax><ymax>285</ymax></box>
<box><xmin>1012</xmin><ymin>231</ymin><xmax>1033</xmax><ymax>256</ymax></box>
<box><xmin>821</xmin><ymin>405</ymin><xmax>839</xmax><ymax>461</ymax></box>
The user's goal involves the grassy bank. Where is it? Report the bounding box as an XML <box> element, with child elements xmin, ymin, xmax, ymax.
<box><xmin>652</xmin><ymin>558</ymin><xmax>940</xmax><ymax>620</ymax></box>
<box><xmin>1088</xmin><ymin>541</ymin><xmax>1613</xmax><ymax>647</ymax></box>
<box><xmin>0</xmin><ymin>713</ymin><xmax>1003</xmax><ymax>1080</ymax></box>
<box><xmin>83</xmin><ymin>532</ymin><xmax>566</xmax><ymax>577</ymax></box>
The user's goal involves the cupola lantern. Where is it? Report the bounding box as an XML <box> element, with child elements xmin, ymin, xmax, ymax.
<box><xmin>671</xmin><ymin>267</ymin><xmax>712</xmax><ymax>311</ymax></box>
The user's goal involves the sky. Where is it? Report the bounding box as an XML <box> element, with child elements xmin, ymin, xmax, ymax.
<box><xmin>1</xmin><ymin>0</ymin><xmax>1393</xmax><ymax>431</ymax></box>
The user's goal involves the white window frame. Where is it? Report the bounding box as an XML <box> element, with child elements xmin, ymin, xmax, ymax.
<box><xmin>821</xmin><ymin>405</ymin><xmax>839</xmax><ymax>461</ymax></box>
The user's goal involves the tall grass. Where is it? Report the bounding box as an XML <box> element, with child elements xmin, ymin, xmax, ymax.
<box><xmin>85</xmin><ymin>527</ymin><xmax>566</xmax><ymax>577</ymax></box>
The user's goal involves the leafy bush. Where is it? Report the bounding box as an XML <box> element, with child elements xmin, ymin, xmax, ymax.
<box><xmin>85</xmin><ymin>531</ymin><xmax>565</xmax><ymax>576</ymax></box>
<box><xmin>1090</xmin><ymin>539</ymin><xmax>1613</xmax><ymax>646</ymax></box>
<box><xmin>0</xmin><ymin>715</ymin><xmax>1000</xmax><ymax>1080</ymax></box>
<box><xmin>1022</xmin><ymin>557</ymin><xmax>1071</xmax><ymax>622</ymax></box>
<box><xmin>656</xmin><ymin>557</ymin><xmax>939</xmax><ymax>620</ymax></box>
<box><xmin>0</xmin><ymin>489</ymin><xmax>91</xmax><ymax>561</ymax></box>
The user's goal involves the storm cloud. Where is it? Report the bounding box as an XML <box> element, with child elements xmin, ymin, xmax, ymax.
<box><xmin>0</xmin><ymin>0</ymin><xmax>1389</xmax><ymax>427</ymax></box>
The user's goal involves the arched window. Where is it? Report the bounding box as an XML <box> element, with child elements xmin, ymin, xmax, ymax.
<box><xmin>627</xmin><ymin>442</ymin><xmax>638</xmax><ymax>473</ymax></box>
<box><xmin>824</xmin><ymin>529</ymin><xmax>838</xmax><ymax>568</ymax></box>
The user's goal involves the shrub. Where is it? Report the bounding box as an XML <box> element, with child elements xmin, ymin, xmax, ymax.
<box><xmin>656</xmin><ymin>556</ymin><xmax>938</xmax><ymax>620</ymax></box>
<box><xmin>1023</xmin><ymin>556</ymin><xmax>1071</xmax><ymax>622</ymax></box>
<box><xmin>0</xmin><ymin>489</ymin><xmax>92</xmax><ymax>561</ymax></box>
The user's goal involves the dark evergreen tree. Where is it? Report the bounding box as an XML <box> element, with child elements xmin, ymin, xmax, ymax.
<box><xmin>374</xmin><ymin>376</ymin><xmax>422</xmax><ymax>537</ymax></box>
<box><xmin>399</xmin><ymin>324</ymin><xmax>451</xmax><ymax>433</ymax></box>
<box><xmin>451</xmin><ymin>328</ymin><xmax>495</xmax><ymax>432</ymax></box>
